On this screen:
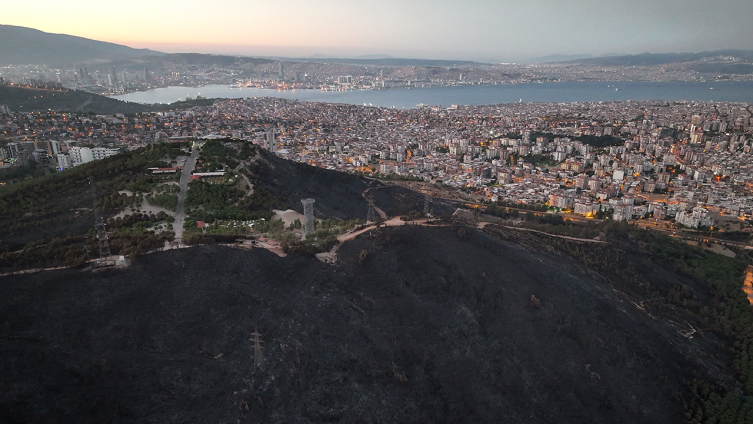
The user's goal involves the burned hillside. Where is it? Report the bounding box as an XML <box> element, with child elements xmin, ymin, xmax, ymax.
<box><xmin>0</xmin><ymin>224</ymin><xmax>742</xmax><ymax>423</ymax></box>
<box><xmin>249</xmin><ymin>149</ymin><xmax>454</xmax><ymax>221</ymax></box>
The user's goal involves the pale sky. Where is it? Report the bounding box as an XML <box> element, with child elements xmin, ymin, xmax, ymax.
<box><xmin>3</xmin><ymin>0</ymin><xmax>753</xmax><ymax>61</ymax></box>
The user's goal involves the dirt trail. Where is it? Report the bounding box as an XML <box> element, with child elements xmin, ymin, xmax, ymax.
<box><xmin>79</xmin><ymin>96</ymin><xmax>93</xmax><ymax>109</ymax></box>
<box><xmin>316</xmin><ymin>218</ymin><xmax>438</xmax><ymax>263</ymax></box>
<box><xmin>236</xmin><ymin>162</ymin><xmax>254</xmax><ymax>194</ymax></box>
<box><xmin>488</xmin><ymin>224</ymin><xmax>605</xmax><ymax>243</ymax></box>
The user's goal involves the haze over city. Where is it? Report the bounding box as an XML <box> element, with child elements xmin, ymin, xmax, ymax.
<box><xmin>3</xmin><ymin>0</ymin><xmax>753</xmax><ymax>61</ymax></box>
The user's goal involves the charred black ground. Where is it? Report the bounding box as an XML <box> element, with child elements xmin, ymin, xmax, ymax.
<box><xmin>252</xmin><ymin>151</ymin><xmax>456</xmax><ymax>221</ymax></box>
<box><xmin>0</xmin><ymin>224</ymin><xmax>736</xmax><ymax>423</ymax></box>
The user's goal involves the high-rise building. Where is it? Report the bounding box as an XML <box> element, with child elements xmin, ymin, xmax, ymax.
<box><xmin>7</xmin><ymin>142</ymin><xmax>20</xmax><ymax>157</ymax></box>
<box><xmin>144</xmin><ymin>67</ymin><xmax>150</xmax><ymax>83</ymax></box>
<box><xmin>69</xmin><ymin>146</ymin><xmax>94</xmax><ymax>166</ymax></box>
<box><xmin>32</xmin><ymin>149</ymin><xmax>49</xmax><ymax>166</ymax></box>
<box><xmin>22</xmin><ymin>141</ymin><xmax>35</xmax><ymax>153</ymax></box>
<box><xmin>265</xmin><ymin>129</ymin><xmax>277</xmax><ymax>152</ymax></box>
<box><xmin>92</xmin><ymin>147</ymin><xmax>120</xmax><ymax>160</ymax></box>
<box><xmin>278</xmin><ymin>62</ymin><xmax>284</xmax><ymax>79</ymax></box>
<box><xmin>49</xmin><ymin>140</ymin><xmax>61</xmax><ymax>156</ymax></box>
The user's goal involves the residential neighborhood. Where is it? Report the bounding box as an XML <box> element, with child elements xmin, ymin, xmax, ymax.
<box><xmin>2</xmin><ymin>97</ymin><xmax>752</xmax><ymax>230</ymax></box>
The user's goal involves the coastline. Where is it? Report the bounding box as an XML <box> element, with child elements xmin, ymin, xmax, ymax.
<box><xmin>111</xmin><ymin>81</ymin><xmax>753</xmax><ymax>109</ymax></box>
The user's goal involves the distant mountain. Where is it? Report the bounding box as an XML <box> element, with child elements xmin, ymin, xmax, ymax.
<box><xmin>118</xmin><ymin>53</ymin><xmax>275</xmax><ymax>68</ymax></box>
<box><xmin>525</xmin><ymin>54</ymin><xmax>595</xmax><ymax>64</ymax></box>
<box><xmin>0</xmin><ymin>25</ymin><xmax>164</xmax><ymax>66</ymax></box>
<box><xmin>566</xmin><ymin>50</ymin><xmax>753</xmax><ymax>66</ymax></box>
<box><xmin>354</xmin><ymin>54</ymin><xmax>393</xmax><ymax>60</ymax></box>
<box><xmin>292</xmin><ymin>57</ymin><xmax>487</xmax><ymax>67</ymax></box>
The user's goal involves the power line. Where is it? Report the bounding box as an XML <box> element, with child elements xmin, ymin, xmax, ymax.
<box><xmin>89</xmin><ymin>176</ymin><xmax>111</xmax><ymax>261</ymax></box>
<box><xmin>250</xmin><ymin>327</ymin><xmax>264</xmax><ymax>369</ymax></box>
<box><xmin>366</xmin><ymin>195</ymin><xmax>377</xmax><ymax>223</ymax></box>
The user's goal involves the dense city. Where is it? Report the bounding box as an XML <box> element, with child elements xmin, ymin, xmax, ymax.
<box><xmin>2</xmin><ymin>96</ymin><xmax>752</xmax><ymax>231</ymax></box>
<box><xmin>2</xmin><ymin>51</ymin><xmax>752</xmax><ymax>97</ymax></box>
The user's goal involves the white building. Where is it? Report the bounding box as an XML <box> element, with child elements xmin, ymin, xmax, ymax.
<box><xmin>676</xmin><ymin>207</ymin><xmax>714</xmax><ymax>229</ymax></box>
<box><xmin>613</xmin><ymin>204</ymin><xmax>633</xmax><ymax>221</ymax></box>
<box><xmin>57</xmin><ymin>153</ymin><xmax>73</xmax><ymax>170</ymax></box>
<box><xmin>92</xmin><ymin>147</ymin><xmax>120</xmax><ymax>160</ymax></box>
<box><xmin>68</xmin><ymin>146</ymin><xmax>120</xmax><ymax>166</ymax></box>
<box><xmin>69</xmin><ymin>146</ymin><xmax>94</xmax><ymax>166</ymax></box>
<box><xmin>574</xmin><ymin>201</ymin><xmax>599</xmax><ymax>216</ymax></box>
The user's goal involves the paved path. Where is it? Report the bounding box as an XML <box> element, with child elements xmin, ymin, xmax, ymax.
<box><xmin>173</xmin><ymin>148</ymin><xmax>199</xmax><ymax>242</ymax></box>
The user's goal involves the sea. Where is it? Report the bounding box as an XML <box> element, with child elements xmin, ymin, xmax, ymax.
<box><xmin>113</xmin><ymin>81</ymin><xmax>753</xmax><ymax>109</ymax></box>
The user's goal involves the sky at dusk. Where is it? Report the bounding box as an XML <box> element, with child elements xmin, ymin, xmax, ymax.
<box><xmin>3</xmin><ymin>0</ymin><xmax>753</xmax><ymax>61</ymax></box>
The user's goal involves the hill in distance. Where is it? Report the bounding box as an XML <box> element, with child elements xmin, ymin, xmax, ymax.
<box><xmin>556</xmin><ymin>50</ymin><xmax>753</xmax><ymax>75</ymax></box>
<box><xmin>284</xmin><ymin>56</ymin><xmax>487</xmax><ymax>67</ymax></box>
<box><xmin>0</xmin><ymin>85</ymin><xmax>215</xmax><ymax>114</ymax></box>
<box><xmin>565</xmin><ymin>49</ymin><xmax>753</xmax><ymax>66</ymax></box>
<box><xmin>524</xmin><ymin>54</ymin><xmax>595</xmax><ymax>64</ymax></box>
<box><xmin>112</xmin><ymin>53</ymin><xmax>276</xmax><ymax>69</ymax></box>
<box><xmin>0</xmin><ymin>25</ymin><xmax>164</xmax><ymax>67</ymax></box>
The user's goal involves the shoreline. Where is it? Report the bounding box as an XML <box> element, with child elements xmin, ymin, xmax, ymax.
<box><xmin>110</xmin><ymin>81</ymin><xmax>753</xmax><ymax>108</ymax></box>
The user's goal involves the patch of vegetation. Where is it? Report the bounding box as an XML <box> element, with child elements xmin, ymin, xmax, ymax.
<box><xmin>0</xmin><ymin>162</ymin><xmax>51</xmax><ymax>184</ymax></box>
<box><xmin>0</xmin><ymin>143</ymin><xmax>183</xmax><ymax>271</ymax></box>
<box><xmin>253</xmin><ymin>218</ymin><xmax>285</xmax><ymax>234</ymax></box>
<box><xmin>0</xmin><ymin>142</ymin><xmax>182</xmax><ymax>217</ymax></box>
<box><xmin>104</xmin><ymin>212</ymin><xmax>175</xmax><ymax>257</ymax></box>
<box><xmin>489</xmin><ymin>200</ymin><xmax>549</xmax><ymax>213</ymax></box>
<box><xmin>185</xmin><ymin>181</ymin><xmax>251</xmax><ymax>221</ymax></box>
<box><xmin>194</xmin><ymin>139</ymin><xmax>257</xmax><ymax>173</ymax></box>
<box><xmin>182</xmin><ymin>233</ymin><xmax>245</xmax><ymax>245</ymax></box>
<box><xmin>0</xmin><ymin>85</ymin><xmax>217</xmax><ymax>115</ymax></box>
<box><xmin>574</xmin><ymin>134</ymin><xmax>624</xmax><ymax>148</ymax></box>
<box><xmin>185</xmin><ymin>179</ymin><xmax>282</xmax><ymax>222</ymax></box>
<box><xmin>0</xmin><ymin>234</ymin><xmax>88</xmax><ymax>270</ymax></box>
<box><xmin>279</xmin><ymin>218</ymin><xmax>364</xmax><ymax>255</ymax></box>
<box><xmin>145</xmin><ymin>193</ymin><xmax>178</xmax><ymax>212</ymax></box>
